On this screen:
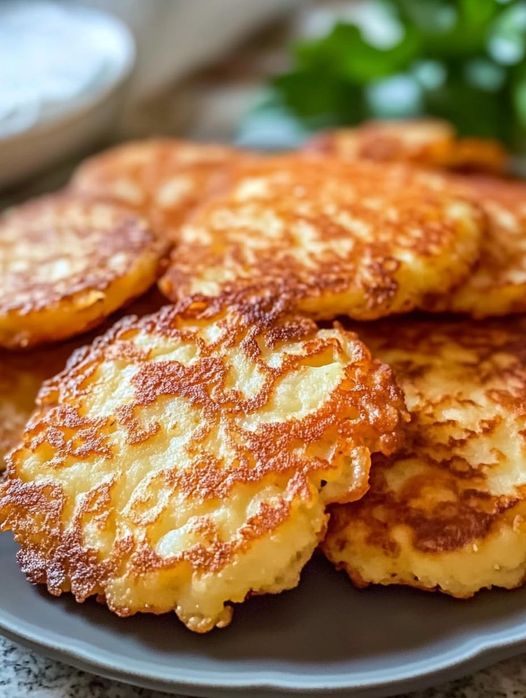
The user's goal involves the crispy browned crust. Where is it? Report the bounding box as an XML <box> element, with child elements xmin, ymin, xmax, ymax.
<box><xmin>324</xmin><ymin>315</ymin><xmax>526</xmax><ymax>595</ymax></box>
<box><xmin>0</xmin><ymin>356</ymin><xmax>39</xmax><ymax>469</ymax></box>
<box><xmin>0</xmin><ymin>339</ymin><xmax>82</xmax><ymax>470</ymax></box>
<box><xmin>427</xmin><ymin>175</ymin><xmax>526</xmax><ymax>317</ymax></box>
<box><xmin>0</xmin><ymin>284</ymin><xmax>168</xmax><ymax>472</ymax></box>
<box><xmin>306</xmin><ymin>119</ymin><xmax>508</xmax><ymax>174</ymax></box>
<box><xmin>71</xmin><ymin>139</ymin><xmax>248</xmax><ymax>240</ymax></box>
<box><xmin>0</xmin><ymin>192</ymin><xmax>168</xmax><ymax>348</ymax></box>
<box><xmin>159</xmin><ymin>155</ymin><xmax>483</xmax><ymax>319</ymax></box>
<box><xmin>0</xmin><ymin>296</ymin><xmax>406</xmax><ymax>623</ymax></box>
<box><xmin>303</xmin><ymin>121</ymin><xmax>524</xmax><ymax>317</ymax></box>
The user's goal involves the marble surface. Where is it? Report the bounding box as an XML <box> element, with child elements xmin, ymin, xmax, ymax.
<box><xmin>1</xmin><ymin>634</ymin><xmax>526</xmax><ymax>698</ymax></box>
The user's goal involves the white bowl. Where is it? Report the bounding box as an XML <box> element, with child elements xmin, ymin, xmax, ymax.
<box><xmin>0</xmin><ymin>2</ymin><xmax>135</xmax><ymax>190</ymax></box>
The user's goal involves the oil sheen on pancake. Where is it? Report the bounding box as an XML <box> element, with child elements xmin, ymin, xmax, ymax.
<box><xmin>71</xmin><ymin>139</ymin><xmax>245</xmax><ymax>240</ymax></box>
<box><xmin>0</xmin><ymin>296</ymin><xmax>406</xmax><ymax>632</ymax></box>
<box><xmin>0</xmin><ymin>193</ymin><xmax>166</xmax><ymax>348</ymax></box>
<box><xmin>323</xmin><ymin>316</ymin><xmax>526</xmax><ymax>598</ymax></box>
<box><xmin>159</xmin><ymin>155</ymin><xmax>483</xmax><ymax>321</ymax></box>
<box><xmin>305</xmin><ymin>119</ymin><xmax>508</xmax><ymax>174</ymax></box>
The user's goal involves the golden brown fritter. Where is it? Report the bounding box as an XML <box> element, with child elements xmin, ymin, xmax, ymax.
<box><xmin>0</xmin><ymin>288</ymin><xmax>167</xmax><ymax>473</ymax></box>
<box><xmin>323</xmin><ymin>316</ymin><xmax>526</xmax><ymax>598</ymax></box>
<box><xmin>0</xmin><ymin>193</ymin><xmax>167</xmax><ymax>349</ymax></box>
<box><xmin>159</xmin><ymin>155</ymin><xmax>484</xmax><ymax>321</ymax></box>
<box><xmin>0</xmin><ymin>343</ymin><xmax>78</xmax><ymax>471</ymax></box>
<box><xmin>0</xmin><ymin>354</ymin><xmax>41</xmax><ymax>470</ymax></box>
<box><xmin>305</xmin><ymin>122</ymin><xmax>524</xmax><ymax>318</ymax></box>
<box><xmin>306</xmin><ymin>119</ymin><xmax>508</xmax><ymax>174</ymax></box>
<box><xmin>427</xmin><ymin>176</ymin><xmax>526</xmax><ymax>317</ymax></box>
<box><xmin>0</xmin><ymin>296</ymin><xmax>406</xmax><ymax>632</ymax></box>
<box><xmin>71</xmin><ymin>139</ymin><xmax>246</xmax><ymax>240</ymax></box>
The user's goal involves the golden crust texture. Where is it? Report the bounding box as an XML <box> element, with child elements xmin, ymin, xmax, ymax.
<box><xmin>0</xmin><ymin>297</ymin><xmax>406</xmax><ymax>632</ymax></box>
<box><xmin>0</xmin><ymin>340</ymin><xmax>84</xmax><ymax>472</ymax></box>
<box><xmin>0</xmin><ymin>288</ymin><xmax>166</xmax><ymax>473</ymax></box>
<box><xmin>159</xmin><ymin>155</ymin><xmax>484</xmax><ymax>320</ymax></box>
<box><xmin>427</xmin><ymin>176</ymin><xmax>526</xmax><ymax>318</ymax></box>
<box><xmin>323</xmin><ymin>316</ymin><xmax>526</xmax><ymax>598</ymax></box>
<box><xmin>71</xmin><ymin>139</ymin><xmax>245</xmax><ymax>240</ymax></box>
<box><xmin>0</xmin><ymin>193</ymin><xmax>167</xmax><ymax>348</ymax></box>
<box><xmin>306</xmin><ymin>119</ymin><xmax>509</xmax><ymax>174</ymax></box>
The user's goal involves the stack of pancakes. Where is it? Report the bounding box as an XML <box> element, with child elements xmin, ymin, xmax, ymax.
<box><xmin>1</xmin><ymin>119</ymin><xmax>526</xmax><ymax>633</ymax></box>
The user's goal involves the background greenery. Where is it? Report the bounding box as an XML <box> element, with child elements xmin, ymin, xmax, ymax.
<box><xmin>250</xmin><ymin>0</ymin><xmax>526</xmax><ymax>151</ymax></box>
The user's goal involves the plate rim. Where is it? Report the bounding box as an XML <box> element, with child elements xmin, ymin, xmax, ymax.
<box><xmin>2</xmin><ymin>589</ymin><xmax>526</xmax><ymax>697</ymax></box>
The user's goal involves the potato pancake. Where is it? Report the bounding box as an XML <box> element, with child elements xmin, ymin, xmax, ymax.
<box><xmin>0</xmin><ymin>285</ymin><xmax>168</xmax><ymax>473</ymax></box>
<box><xmin>0</xmin><ymin>333</ymin><xmax>94</xmax><ymax>470</ymax></box>
<box><xmin>159</xmin><ymin>156</ymin><xmax>483</xmax><ymax>321</ymax></box>
<box><xmin>0</xmin><ymin>296</ymin><xmax>406</xmax><ymax>632</ymax></box>
<box><xmin>71</xmin><ymin>139</ymin><xmax>244</xmax><ymax>240</ymax></box>
<box><xmin>323</xmin><ymin>317</ymin><xmax>526</xmax><ymax>598</ymax></box>
<box><xmin>306</xmin><ymin>119</ymin><xmax>508</xmax><ymax>174</ymax></box>
<box><xmin>0</xmin><ymin>193</ymin><xmax>166</xmax><ymax>348</ymax></box>
<box><xmin>428</xmin><ymin>176</ymin><xmax>526</xmax><ymax>317</ymax></box>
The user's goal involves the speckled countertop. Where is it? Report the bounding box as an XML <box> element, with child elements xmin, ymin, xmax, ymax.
<box><xmin>0</xmin><ymin>635</ymin><xmax>524</xmax><ymax>698</ymax></box>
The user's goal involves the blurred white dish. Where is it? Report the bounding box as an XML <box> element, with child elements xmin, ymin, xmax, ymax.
<box><xmin>0</xmin><ymin>1</ymin><xmax>135</xmax><ymax>190</ymax></box>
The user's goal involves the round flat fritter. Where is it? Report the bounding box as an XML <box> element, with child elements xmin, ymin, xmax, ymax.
<box><xmin>305</xmin><ymin>119</ymin><xmax>508</xmax><ymax>174</ymax></box>
<box><xmin>0</xmin><ymin>297</ymin><xmax>406</xmax><ymax>632</ymax></box>
<box><xmin>305</xmin><ymin>123</ymin><xmax>524</xmax><ymax>318</ymax></box>
<box><xmin>159</xmin><ymin>156</ymin><xmax>484</xmax><ymax>321</ymax></box>
<box><xmin>0</xmin><ymin>344</ymin><xmax>75</xmax><ymax>471</ymax></box>
<box><xmin>0</xmin><ymin>353</ymin><xmax>43</xmax><ymax>470</ymax></box>
<box><xmin>323</xmin><ymin>317</ymin><xmax>526</xmax><ymax>598</ymax></box>
<box><xmin>427</xmin><ymin>176</ymin><xmax>526</xmax><ymax>318</ymax></box>
<box><xmin>0</xmin><ymin>289</ymin><xmax>167</xmax><ymax>473</ymax></box>
<box><xmin>71</xmin><ymin>139</ymin><xmax>245</xmax><ymax>240</ymax></box>
<box><xmin>0</xmin><ymin>193</ymin><xmax>166</xmax><ymax>348</ymax></box>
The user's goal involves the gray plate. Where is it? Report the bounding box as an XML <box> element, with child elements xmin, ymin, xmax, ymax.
<box><xmin>2</xmin><ymin>533</ymin><xmax>526</xmax><ymax>698</ymax></box>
